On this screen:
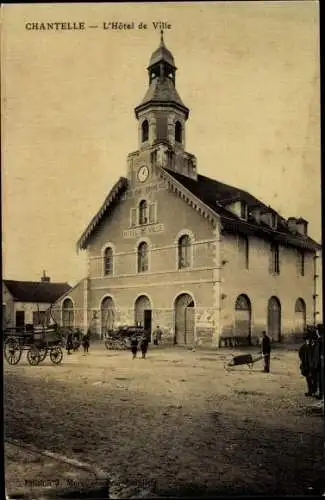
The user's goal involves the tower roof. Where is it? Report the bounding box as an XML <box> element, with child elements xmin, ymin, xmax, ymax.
<box><xmin>135</xmin><ymin>76</ymin><xmax>189</xmax><ymax>117</ymax></box>
<box><xmin>148</xmin><ymin>30</ymin><xmax>176</xmax><ymax>68</ymax></box>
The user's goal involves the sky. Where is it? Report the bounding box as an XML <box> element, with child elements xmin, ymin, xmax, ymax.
<box><xmin>2</xmin><ymin>2</ymin><xmax>321</xmax><ymax>290</ymax></box>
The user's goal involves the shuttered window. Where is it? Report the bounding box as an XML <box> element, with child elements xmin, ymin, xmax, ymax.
<box><xmin>130</xmin><ymin>208</ymin><xmax>137</xmax><ymax>227</ymax></box>
<box><xmin>148</xmin><ymin>202</ymin><xmax>157</xmax><ymax>224</ymax></box>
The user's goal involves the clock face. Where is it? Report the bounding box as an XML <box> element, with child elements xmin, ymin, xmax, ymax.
<box><xmin>137</xmin><ymin>165</ymin><xmax>149</xmax><ymax>183</ymax></box>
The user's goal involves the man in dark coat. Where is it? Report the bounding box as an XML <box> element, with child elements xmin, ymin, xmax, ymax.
<box><xmin>130</xmin><ymin>334</ymin><xmax>138</xmax><ymax>359</ymax></box>
<box><xmin>140</xmin><ymin>331</ymin><xmax>150</xmax><ymax>359</ymax></box>
<box><xmin>299</xmin><ymin>335</ymin><xmax>319</xmax><ymax>396</ymax></box>
<box><xmin>261</xmin><ymin>331</ymin><xmax>271</xmax><ymax>373</ymax></box>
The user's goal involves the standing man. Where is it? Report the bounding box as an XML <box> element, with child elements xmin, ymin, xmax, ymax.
<box><xmin>261</xmin><ymin>331</ymin><xmax>271</xmax><ymax>373</ymax></box>
<box><xmin>299</xmin><ymin>334</ymin><xmax>317</xmax><ymax>396</ymax></box>
<box><xmin>153</xmin><ymin>325</ymin><xmax>163</xmax><ymax>346</ymax></box>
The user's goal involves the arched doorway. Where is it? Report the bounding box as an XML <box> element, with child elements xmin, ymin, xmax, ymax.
<box><xmin>294</xmin><ymin>298</ymin><xmax>306</xmax><ymax>334</ymax></box>
<box><xmin>134</xmin><ymin>295</ymin><xmax>152</xmax><ymax>339</ymax></box>
<box><xmin>174</xmin><ymin>293</ymin><xmax>195</xmax><ymax>345</ymax></box>
<box><xmin>267</xmin><ymin>296</ymin><xmax>281</xmax><ymax>342</ymax></box>
<box><xmin>234</xmin><ymin>294</ymin><xmax>252</xmax><ymax>345</ymax></box>
<box><xmin>62</xmin><ymin>298</ymin><xmax>74</xmax><ymax>328</ymax></box>
<box><xmin>100</xmin><ymin>296</ymin><xmax>115</xmax><ymax>337</ymax></box>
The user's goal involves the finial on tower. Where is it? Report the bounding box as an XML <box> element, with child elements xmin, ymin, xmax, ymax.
<box><xmin>160</xmin><ymin>30</ymin><xmax>164</xmax><ymax>45</ymax></box>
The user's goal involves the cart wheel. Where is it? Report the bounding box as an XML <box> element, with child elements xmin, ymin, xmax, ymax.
<box><xmin>38</xmin><ymin>348</ymin><xmax>48</xmax><ymax>362</ymax></box>
<box><xmin>224</xmin><ymin>354</ymin><xmax>235</xmax><ymax>372</ymax></box>
<box><xmin>4</xmin><ymin>339</ymin><xmax>22</xmax><ymax>365</ymax></box>
<box><xmin>27</xmin><ymin>347</ymin><xmax>41</xmax><ymax>366</ymax></box>
<box><xmin>50</xmin><ymin>346</ymin><xmax>63</xmax><ymax>364</ymax></box>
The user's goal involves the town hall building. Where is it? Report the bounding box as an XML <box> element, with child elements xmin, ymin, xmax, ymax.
<box><xmin>53</xmin><ymin>32</ymin><xmax>321</xmax><ymax>347</ymax></box>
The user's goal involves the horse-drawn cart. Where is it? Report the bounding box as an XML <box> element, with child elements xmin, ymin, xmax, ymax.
<box><xmin>4</xmin><ymin>326</ymin><xmax>64</xmax><ymax>366</ymax></box>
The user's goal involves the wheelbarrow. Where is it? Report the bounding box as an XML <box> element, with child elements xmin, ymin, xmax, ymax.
<box><xmin>224</xmin><ymin>353</ymin><xmax>264</xmax><ymax>371</ymax></box>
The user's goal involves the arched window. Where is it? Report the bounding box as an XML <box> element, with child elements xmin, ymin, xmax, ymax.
<box><xmin>175</xmin><ymin>121</ymin><xmax>182</xmax><ymax>143</ymax></box>
<box><xmin>62</xmin><ymin>298</ymin><xmax>74</xmax><ymax>328</ymax></box>
<box><xmin>104</xmin><ymin>247</ymin><xmax>113</xmax><ymax>275</ymax></box>
<box><xmin>139</xmin><ymin>200</ymin><xmax>148</xmax><ymax>225</ymax></box>
<box><xmin>137</xmin><ymin>242</ymin><xmax>148</xmax><ymax>273</ymax></box>
<box><xmin>178</xmin><ymin>234</ymin><xmax>191</xmax><ymax>269</ymax></box>
<box><xmin>142</xmin><ymin>120</ymin><xmax>149</xmax><ymax>142</ymax></box>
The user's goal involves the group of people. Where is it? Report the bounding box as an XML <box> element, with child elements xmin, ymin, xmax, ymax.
<box><xmin>299</xmin><ymin>327</ymin><xmax>324</xmax><ymax>400</ymax></box>
<box><xmin>66</xmin><ymin>329</ymin><xmax>90</xmax><ymax>355</ymax></box>
<box><xmin>130</xmin><ymin>325</ymin><xmax>163</xmax><ymax>359</ymax></box>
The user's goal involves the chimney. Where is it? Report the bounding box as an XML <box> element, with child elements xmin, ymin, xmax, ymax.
<box><xmin>41</xmin><ymin>270</ymin><xmax>50</xmax><ymax>282</ymax></box>
<box><xmin>295</xmin><ymin>218</ymin><xmax>308</xmax><ymax>236</ymax></box>
<box><xmin>287</xmin><ymin>217</ymin><xmax>297</xmax><ymax>233</ymax></box>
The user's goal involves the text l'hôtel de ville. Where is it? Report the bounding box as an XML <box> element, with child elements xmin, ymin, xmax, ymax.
<box><xmin>25</xmin><ymin>21</ymin><xmax>171</xmax><ymax>31</ymax></box>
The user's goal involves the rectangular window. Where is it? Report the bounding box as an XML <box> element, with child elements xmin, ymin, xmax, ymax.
<box><xmin>298</xmin><ymin>250</ymin><xmax>305</xmax><ymax>276</ymax></box>
<box><xmin>238</xmin><ymin>235</ymin><xmax>249</xmax><ymax>269</ymax></box>
<box><xmin>271</xmin><ymin>213</ymin><xmax>277</xmax><ymax>229</ymax></box>
<box><xmin>33</xmin><ymin>311</ymin><xmax>46</xmax><ymax>326</ymax></box>
<box><xmin>240</xmin><ymin>203</ymin><xmax>248</xmax><ymax>220</ymax></box>
<box><xmin>270</xmin><ymin>243</ymin><xmax>280</xmax><ymax>274</ymax></box>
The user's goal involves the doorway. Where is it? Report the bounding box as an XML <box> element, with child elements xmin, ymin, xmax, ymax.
<box><xmin>134</xmin><ymin>295</ymin><xmax>152</xmax><ymax>337</ymax></box>
<box><xmin>15</xmin><ymin>310</ymin><xmax>25</xmax><ymax>329</ymax></box>
<box><xmin>174</xmin><ymin>293</ymin><xmax>195</xmax><ymax>345</ymax></box>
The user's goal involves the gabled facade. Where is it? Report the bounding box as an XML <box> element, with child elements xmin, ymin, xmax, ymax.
<box><xmin>2</xmin><ymin>273</ymin><xmax>71</xmax><ymax>329</ymax></box>
<box><xmin>53</xmin><ymin>33</ymin><xmax>321</xmax><ymax>346</ymax></box>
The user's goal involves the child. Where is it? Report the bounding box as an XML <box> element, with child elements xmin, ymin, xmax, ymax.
<box><xmin>66</xmin><ymin>331</ymin><xmax>73</xmax><ymax>355</ymax></box>
<box><xmin>130</xmin><ymin>334</ymin><xmax>138</xmax><ymax>359</ymax></box>
<box><xmin>82</xmin><ymin>331</ymin><xmax>90</xmax><ymax>355</ymax></box>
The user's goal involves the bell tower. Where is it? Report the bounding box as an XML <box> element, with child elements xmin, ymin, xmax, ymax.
<box><xmin>128</xmin><ymin>31</ymin><xmax>198</xmax><ymax>184</ymax></box>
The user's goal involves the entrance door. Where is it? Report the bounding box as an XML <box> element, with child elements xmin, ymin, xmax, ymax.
<box><xmin>267</xmin><ymin>296</ymin><xmax>281</xmax><ymax>342</ymax></box>
<box><xmin>144</xmin><ymin>309</ymin><xmax>152</xmax><ymax>341</ymax></box>
<box><xmin>184</xmin><ymin>306</ymin><xmax>195</xmax><ymax>345</ymax></box>
<box><xmin>15</xmin><ymin>311</ymin><xmax>25</xmax><ymax>330</ymax></box>
<box><xmin>174</xmin><ymin>293</ymin><xmax>195</xmax><ymax>345</ymax></box>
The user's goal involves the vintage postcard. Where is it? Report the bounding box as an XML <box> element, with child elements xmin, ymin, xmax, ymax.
<box><xmin>2</xmin><ymin>2</ymin><xmax>323</xmax><ymax>498</ymax></box>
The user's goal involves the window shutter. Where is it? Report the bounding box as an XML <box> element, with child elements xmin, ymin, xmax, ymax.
<box><xmin>130</xmin><ymin>208</ymin><xmax>137</xmax><ymax>227</ymax></box>
<box><xmin>149</xmin><ymin>202</ymin><xmax>157</xmax><ymax>224</ymax></box>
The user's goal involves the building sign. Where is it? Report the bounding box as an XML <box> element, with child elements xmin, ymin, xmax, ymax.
<box><xmin>123</xmin><ymin>223</ymin><xmax>165</xmax><ymax>239</ymax></box>
<box><xmin>122</xmin><ymin>181</ymin><xmax>168</xmax><ymax>201</ymax></box>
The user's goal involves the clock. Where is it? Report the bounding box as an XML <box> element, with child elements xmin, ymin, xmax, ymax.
<box><xmin>137</xmin><ymin>165</ymin><xmax>149</xmax><ymax>183</ymax></box>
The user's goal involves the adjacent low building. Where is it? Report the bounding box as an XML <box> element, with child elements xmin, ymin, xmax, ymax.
<box><xmin>2</xmin><ymin>272</ymin><xmax>71</xmax><ymax>329</ymax></box>
<box><xmin>52</xmin><ymin>33</ymin><xmax>321</xmax><ymax>346</ymax></box>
